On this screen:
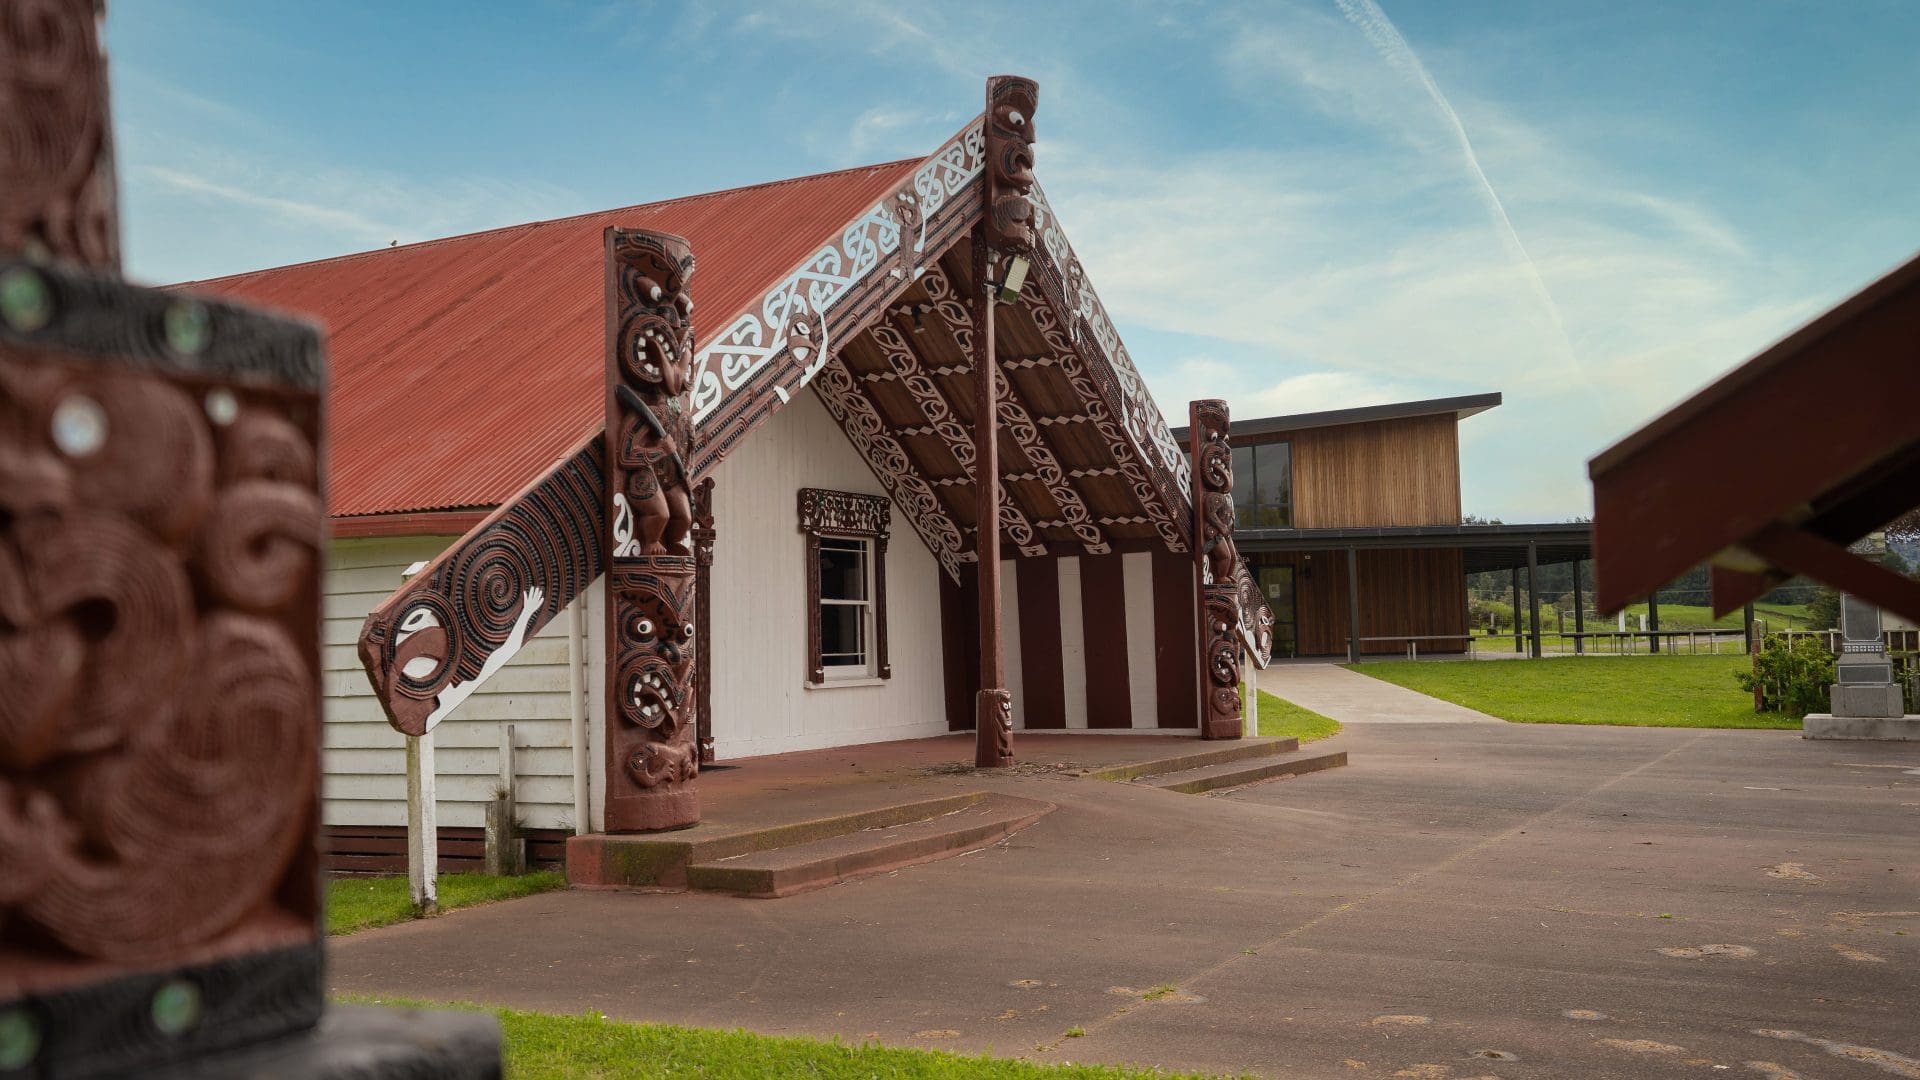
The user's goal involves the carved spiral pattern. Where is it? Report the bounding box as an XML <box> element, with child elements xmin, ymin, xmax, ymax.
<box><xmin>0</xmin><ymin>262</ymin><xmax>324</xmax><ymax>980</ymax></box>
<box><xmin>357</xmin><ymin>441</ymin><xmax>606</xmax><ymax>734</ymax></box>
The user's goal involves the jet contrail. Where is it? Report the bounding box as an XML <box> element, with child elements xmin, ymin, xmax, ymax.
<box><xmin>1334</xmin><ymin>0</ymin><xmax>1583</xmax><ymax>376</ymax></box>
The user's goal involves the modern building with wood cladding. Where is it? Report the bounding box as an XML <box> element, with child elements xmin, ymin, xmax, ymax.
<box><xmin>1174</xmin><ymin>394</ymin><xmax>1592</xmax><ymax>659</ymax></box>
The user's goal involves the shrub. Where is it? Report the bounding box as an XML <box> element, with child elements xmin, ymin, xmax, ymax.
<box><xmin>1736</xmin><ymin>636</ymin><xmax>1835</xmax><ymax>718</ymax></box>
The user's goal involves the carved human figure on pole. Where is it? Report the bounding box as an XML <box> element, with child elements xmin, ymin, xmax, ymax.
<box><xmin>985</xmin><ymin>76</ymin><xmax>1039</xmax><ymax>254</ymax></box>
<box><xmin>1189</xmin><ymin>399</ymin><xmax>1244</xmax><ymax>738</ymax></box>
<box><xmin>605</xmin><ymin>229</ymin><xmax>701</xmax><ymax>830</ymax></box>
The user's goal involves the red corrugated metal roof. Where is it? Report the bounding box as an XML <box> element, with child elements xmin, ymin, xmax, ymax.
<box><xmin>188</xmin><ymin>159</ymin><xmax>919</xmax><ymax>518</ymax></box>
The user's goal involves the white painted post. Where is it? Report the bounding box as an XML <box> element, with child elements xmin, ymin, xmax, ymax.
<box><xmin>406</xmin><ymin>728</ymin><xmax>437</xmax><ymax>914</ymax></box>
<box><xmin>1242</xmin><ymin>650</ymin><xmax>1254</xmax><ymax>738</ymax></box>
<box><xmin>568</xmin><ymin>597</ymin><xmax>590</xmax><ymax>835</ymax></box>
<box><xmin>401</xmin><ymin>558</ymin><xmax>436</xmax><ymax>913</ymax></box>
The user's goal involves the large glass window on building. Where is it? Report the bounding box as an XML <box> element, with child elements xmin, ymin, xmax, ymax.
<box><xmin>1233</xmin><ymin>441</ymin><xmax>1292</xmax><ymax>527</ymax></box>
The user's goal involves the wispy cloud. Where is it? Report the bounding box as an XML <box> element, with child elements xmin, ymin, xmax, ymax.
<box><xmin>1333</xmin><ymin>0</ymin><xmax>1580</xmax><ymax>375</ymax></box>
<box><xmin>140</xmin><ymin>165</ymin><xmax>397</xmax><ymax>245</ymax></box>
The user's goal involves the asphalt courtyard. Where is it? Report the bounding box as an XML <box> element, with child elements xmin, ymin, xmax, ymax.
<box><xmin>332</xmin><ymin>722</ymin><xmax>1920</xmax><ymax>1078</ymax></box>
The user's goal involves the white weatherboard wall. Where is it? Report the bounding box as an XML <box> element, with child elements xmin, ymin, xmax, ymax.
<box><xmin>324</xmin><ymin>537</ymin><xmax>585</xmax><ymax>832</ymax></box>
<box><xmin>705</xmin><ymin>390</ymin><xmax>949</xmax><ymax>759</ymax></box>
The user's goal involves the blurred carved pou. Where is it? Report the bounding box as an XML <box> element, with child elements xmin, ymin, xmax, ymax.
<box><xmin>0</xmin><ymin>2</ymin><xmax>330</xmax><ymax>1067</ymax></box>
<box><xmin>605</xmin><ymin>229</ymin><xmax>701</xmax><ymax>831</ymax></box>
<box><xmin>984</xmin><ymin>76</ymin><xmax>1039</xmax><ymax>253</ymax></box>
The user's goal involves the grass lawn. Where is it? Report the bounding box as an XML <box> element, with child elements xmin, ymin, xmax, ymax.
<box><xmin>327</xmin><ymin>871</ymin><xmax>566</xmax><ymax>936</ymax></box>
<box><xmin>1252</xmin><ymin>689</ymin><xmax>1341</xmax><ymax>742</ymax></box>
<box><xmin>1346</xmin><ymin>654</ymin><xmax>1800</xmax><ymax>729</ymax></box>
<box><xmin>340</xmin><ymin>998</ymin><xmax>1233</xmax><ymax>1079</ymax></box>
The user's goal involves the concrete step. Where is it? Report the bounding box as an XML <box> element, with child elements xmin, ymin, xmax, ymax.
<box><xmin>1086</xmin><ymin>737</ymin><xmax>1299</xmax><ymax>782</ymax></box>
<box><xmin>568</xmin><ymin>791</ymin><xmax>998</xmax><ymax>888</ymax></box>
<box><xmin>1145</xmin><ymin>748</ymin><xmax>1348</xmax><ymax>795</ymax></box>
<box><xmin>685</xmin><ymin>792</ymin><xmax>1055</xmax><ymax>899</ymax></box>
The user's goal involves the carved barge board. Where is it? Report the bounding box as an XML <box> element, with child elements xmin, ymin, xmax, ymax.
<box><xmin>356</xmin><ymin>436</ymin><xmax>606</xmax><ymax>736</ymax></box>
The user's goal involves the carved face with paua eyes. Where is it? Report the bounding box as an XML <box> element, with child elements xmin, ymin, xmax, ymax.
<box><xmin>613</xmin><ymin>231</ymin><xmax>696</xmax><ymax>397</ymax></box>
<box><xmin>985</xmin><ymin>76</ymin><xmax>1039</xmax><ymax>253</ymax></box>
<box><xmin>613</xmin><ymin>567</ymin><xmax>694</xmax><ymax>735</ymax></box>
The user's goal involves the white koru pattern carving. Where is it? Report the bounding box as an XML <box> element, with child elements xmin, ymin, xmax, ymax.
<box><xmin>690</xmin><ymin>121</ymin><xmax>987</xmax><ymax>426</ymax></box>
<box><xmin>811</xmin><ymin>357</ymin><xmax>969</xmax><ymax>580</ymax></box>
<box><xmin>1027</xmin><ymin>183</ymin><xmax>1192</xmax><ymax>504</ymax></box>
<box><xmin>920</xmin><ymin>264</ymin><xmax>1107</xmax><ymax>556</ymax></box>
<box><xmin>869</xmin><ymin>321</ymin><xmax>1047</xmax><ymax>557</ymax></box>
<box><xmin>1029</xmin><ymin>300</ymin><xmax>1186</xmax><ymax>552</ymax></box>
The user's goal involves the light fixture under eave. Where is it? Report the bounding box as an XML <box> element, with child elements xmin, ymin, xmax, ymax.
<box><xmin>996</xmin><ymin>255</ymin><xmax>1030</xmax><ymax>305</ymax></box>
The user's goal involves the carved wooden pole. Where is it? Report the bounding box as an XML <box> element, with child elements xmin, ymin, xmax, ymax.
<box><xmin>691</xmin><ymin>476</ymin><xmax>717</xmax><ymax>765</ymax></box>
<box><xmin>1190</xmin><ymin>399</ymin><xmax>1245</xmax><ymax>738</ymax></box>
<box><xmin>972</xmin><ymin>75</ymin><xmax>1039</xmax><ymax>768</ymax></box>
<box><xmin>0</xmin><ymin>4</ymin><xmax>499</xmax><ymax>1071</ymax></box>
<box><xmin>604</xmin><ymin>229</ymin><xmax>701</xmax><ymax>830</ymax></box>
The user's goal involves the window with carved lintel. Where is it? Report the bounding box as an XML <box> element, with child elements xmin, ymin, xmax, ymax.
<box><xmin>798</xmin><ymin>488</ymin><xmax>892</xmax><ymax>684</ymax></box>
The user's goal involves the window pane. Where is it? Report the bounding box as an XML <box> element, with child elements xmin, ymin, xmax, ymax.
<box><xmin>1231</xmin><ymin>444</ymin><xmax>1254</xmax><ymax>526</ymax></box>
<box><xmin>818</xmin><ymin>539</ymin><xmax>867</xmax><ymax>601</ymax></box>
<box><xmin>820</xmin><ymin>602</ymin><xmax>867</xmax><ymax>666</ymax></box>
<box><xmin>1251</xmin><ymin>442</ymin><xmax>1291</xmax><ymax>527</ymax></box>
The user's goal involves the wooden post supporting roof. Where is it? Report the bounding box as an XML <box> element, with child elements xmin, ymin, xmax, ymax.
<box><xmin>1590</xmin><ymin>251</ymin><xmax>1920</xmax><ymax>624</ymax></box>
<box><xmin>971</xmin><ymin>74</ymin><xmax>1039</xmax><ymax>767</ymax></box>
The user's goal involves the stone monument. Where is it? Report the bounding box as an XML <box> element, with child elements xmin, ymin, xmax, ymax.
<box><xmin>1803</xmin><ymin>593</ymin><xmax>1920</xmax><ymax>741</ymax></box>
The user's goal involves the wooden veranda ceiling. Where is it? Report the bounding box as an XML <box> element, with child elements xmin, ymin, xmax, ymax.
<box><xmin>812</xmin><ymin>235</ymin><xmax>1183</xmax><ymax>576</ymax></box>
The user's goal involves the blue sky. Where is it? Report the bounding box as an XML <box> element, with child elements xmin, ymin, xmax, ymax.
<box><xmin>108</xmin><ymin>1</ymin><xmax>1920</xmax><ymax>521</ymax></box>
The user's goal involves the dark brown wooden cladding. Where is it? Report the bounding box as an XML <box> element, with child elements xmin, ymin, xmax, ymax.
<box><xmin>1250</xmin><ymin>415</ymin><xmax>1462</xmax><ymax>528</ymax></box>
<box><xmin>1252</xmin><ymin>548</ymin><xmax>1467</xmax><ymax>656</ymax></box>
<box><xmin>321</xmin><ymin>825</ymin><xmax>567</xmax><ymax>876</ymax></box>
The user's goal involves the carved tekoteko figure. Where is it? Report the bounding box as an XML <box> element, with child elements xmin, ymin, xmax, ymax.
<box><xmin>605</xmin><ymin>229</ymin><xmax>700</xmax><ymax>831</ymax></box>
<box><xmin>1189</xmin><ymin>399</ymin><xmax>1243</xmax><ymax>738</ymax></box>
<box><xmin>984</xmin><ymin>76</ymin><xmax>1039</xmax><ymax>254</ymax></box>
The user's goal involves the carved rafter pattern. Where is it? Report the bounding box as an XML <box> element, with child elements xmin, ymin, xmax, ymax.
<box><xmin>869</xmin><ymin>321</ymin><xmax>1046</xmax><ymax>557</ymax></box>
<box><xmin>812</xmin><ymin>357</ymin><xmax>970</xmax><ymax>579</ymax></box>
<box><xmin>920</xmin><ymin>263</ymin><xmax>1108</xmax><ymax>555</ymax></box>
<box><xmin>1027</xmin><ymin>299</ymin><xmax>1187</xmax><ymax>552</ymax></box>
<box><xmin>1000</xmin><ymin>355</ymin><xmax>1062</xmax><ymax>371</ymax></box>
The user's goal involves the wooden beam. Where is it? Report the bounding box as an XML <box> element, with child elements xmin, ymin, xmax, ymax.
<box><xmin>972</xmin><ymin>227</ymin><xmax>1013</xmax><ymax>768</ymax></box>
<box><xmin>1527</xmin><ymin>540</ymin><xmax>1542</xmax><ymax>659</ymax></box>
<box><xmin>1743</xmin><ymin>524</ymin><xmax>1920</xmax><ymax>626</ymax></box>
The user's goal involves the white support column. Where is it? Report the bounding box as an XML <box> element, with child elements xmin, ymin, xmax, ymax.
<box><xmin>568</xmin><ymin>597</ymin><xmax>590</xmax><ymax>835</ymax></box>
<box><xmin>405</xmin><ymin>729</ymin><xmax>437</xmax><ymax>914</ymax></box>
<box><xmin>401</xmin><ymin>558</ymin><xmax>436</xmax><ymax>913</ymax></box>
